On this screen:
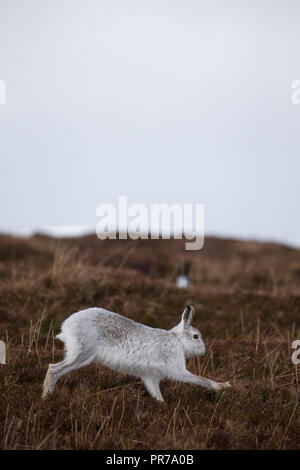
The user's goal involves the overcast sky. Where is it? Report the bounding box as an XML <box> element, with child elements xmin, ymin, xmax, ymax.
<box><xmin>0</xmin><ymin>0</ymin><xmax>300</xmax><ymax>246</ymax></box>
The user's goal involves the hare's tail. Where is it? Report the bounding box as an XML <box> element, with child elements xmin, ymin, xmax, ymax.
<box><xmin>56</xmin><ymin>333</ymin><xmax>66</xmax><ymax>343</ymax></box>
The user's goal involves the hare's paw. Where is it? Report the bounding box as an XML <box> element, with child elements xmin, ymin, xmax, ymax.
<box><xmin>211</xmin><ymin>381</ymin><xmax>231</xmax><ymax>391</ymax></box>
<box><xmin>220</xmin><ymin>381</ymin><xmax>231</xmax><ymax>389</ymax></box>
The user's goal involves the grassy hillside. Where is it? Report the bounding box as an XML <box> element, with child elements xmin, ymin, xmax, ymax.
<box><xmin>0</xmin><ymin>234</ymin><xmax>299</xmax><ymax>449</ymax></box>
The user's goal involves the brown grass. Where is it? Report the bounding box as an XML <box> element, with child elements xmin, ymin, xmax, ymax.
<box><xmin>0</xmin><ymin>234</ymin><xmax>299</xmax><ymax>449</ymax></box>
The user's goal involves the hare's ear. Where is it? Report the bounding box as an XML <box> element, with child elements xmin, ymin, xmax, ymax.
<box><xmin>181</xmin><ymin>305</ymin><xmax>195</xmax><ymax>329</ymax></box>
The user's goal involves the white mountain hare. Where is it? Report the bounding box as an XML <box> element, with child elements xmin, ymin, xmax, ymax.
<box><xmin>42</xmin><ymin>305</ymin><xmax>231</xmax><ymax>402</ymax></box>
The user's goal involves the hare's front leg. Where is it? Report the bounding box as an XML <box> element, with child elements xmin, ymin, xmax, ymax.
<box><xmin>141</xmin><ymin>375</ymin><xmax>164</xmax><ymax>402</ymax></box>
<box><xmin>172</xmin><ymin>369</ymin><xmax>231</xmax><ymax>391</ymax></box>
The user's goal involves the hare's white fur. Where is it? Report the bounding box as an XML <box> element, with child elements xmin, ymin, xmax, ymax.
<box><xmin>42</xmin><ymin>305</ymin><xmax>231</xmax><ymax>402</ymax></box>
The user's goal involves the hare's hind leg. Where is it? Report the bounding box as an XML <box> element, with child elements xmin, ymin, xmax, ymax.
<box><xmin>141</xmin><ymin>376</ymin><xmax>164</xmax><ymax>402</ymax></box>
<box><xmin>42</xmin><ymin>358</ymin><xmax>71</xmax><ymax>399</ymax></box>
<box><xmin>42</xmin><ymin>352</ymin><xmax>95</xmax><ymax>399</ymax></box>
<box><xmin>42</xmin><ymin>364</ymin><xmax>55</xmax><ymax>399</ymax></box>
<box><xmin>42</xmin><ymin>339</ymin><xmax>95</xmax><ymax>399</ymax></box>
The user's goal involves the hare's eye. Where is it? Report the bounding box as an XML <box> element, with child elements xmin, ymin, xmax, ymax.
<box><xmin>193</xmin><ymin>334</ymin><xmax>199</xmax><ymax>340</ymax></box>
